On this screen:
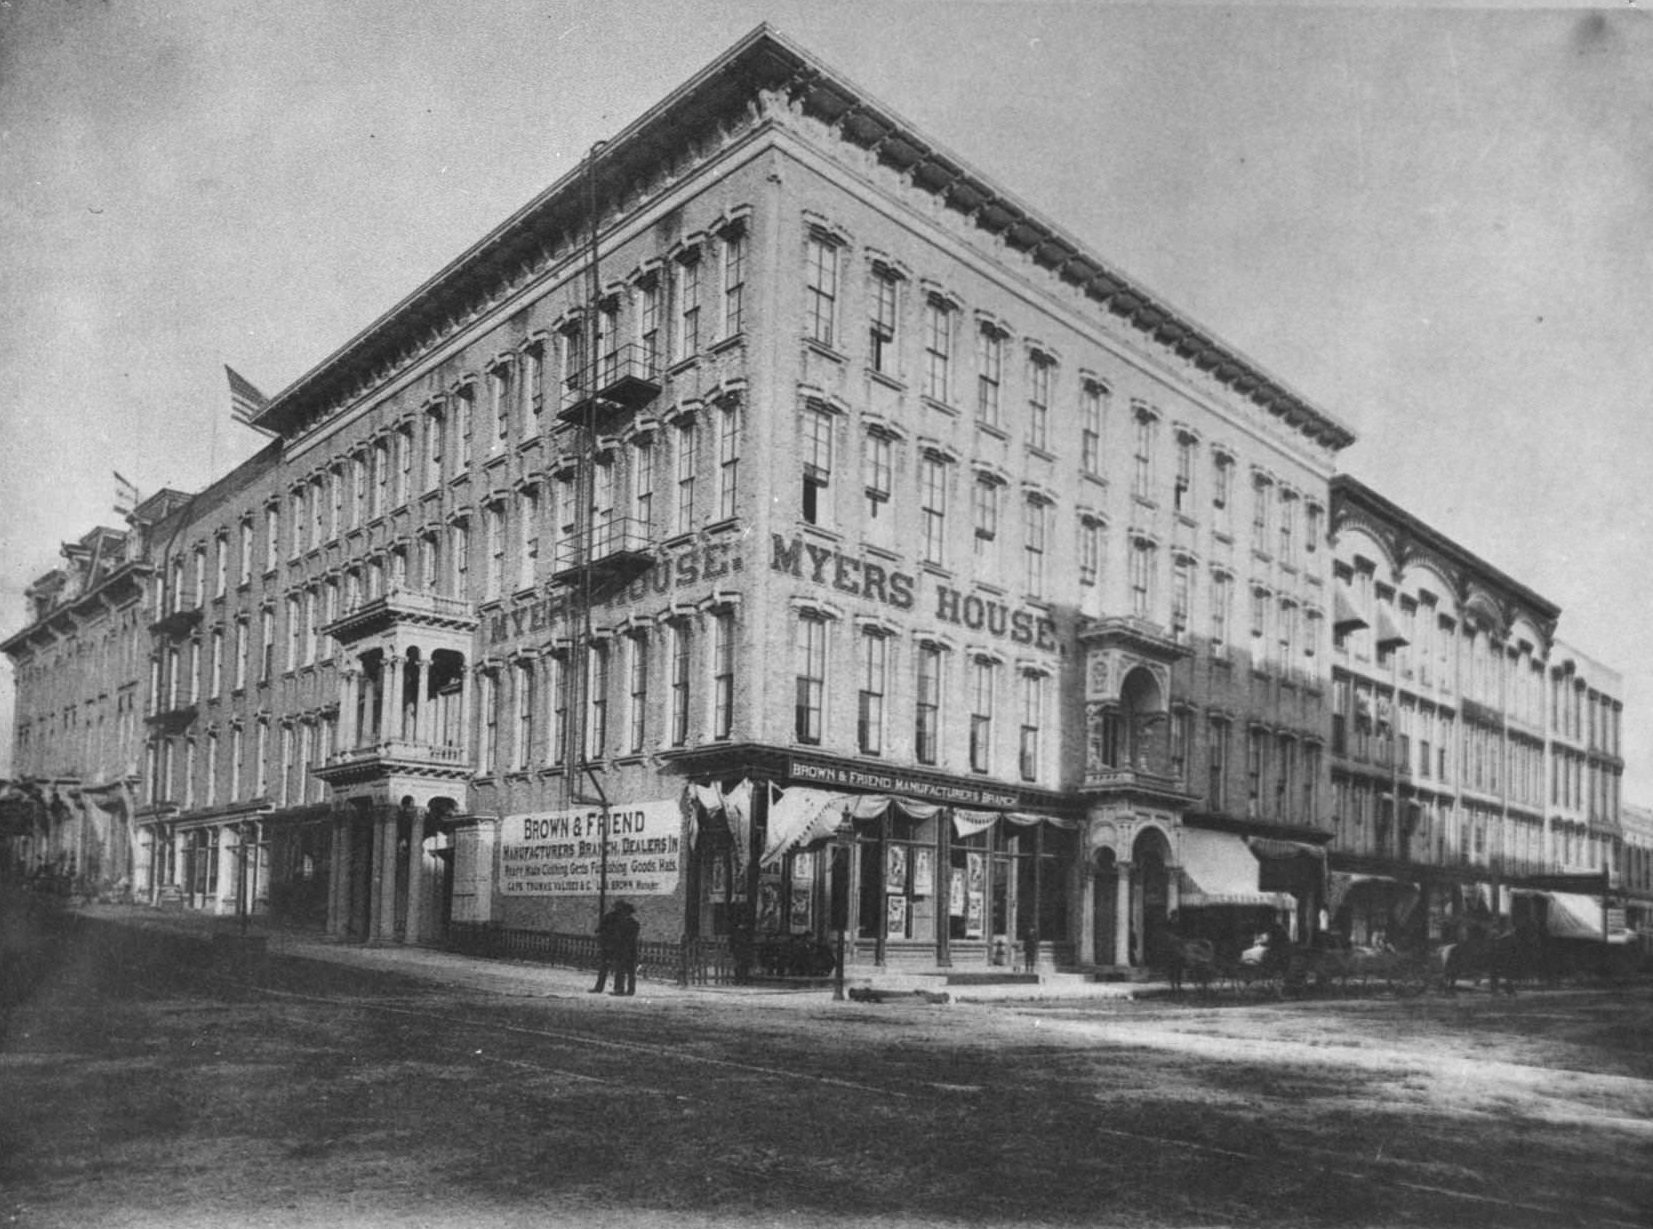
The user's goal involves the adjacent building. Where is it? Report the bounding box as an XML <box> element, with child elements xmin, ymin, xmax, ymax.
<box><xmin>1327</xmin><ymin>476</ymin><xmax>1630</xmax><ymax>951</ymax></box>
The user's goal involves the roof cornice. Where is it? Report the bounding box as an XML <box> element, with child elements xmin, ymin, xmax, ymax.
<box><xmin>252</xmin><ymin>25</ymin><xmax>1355</xmax><ymax>456</ymax></box>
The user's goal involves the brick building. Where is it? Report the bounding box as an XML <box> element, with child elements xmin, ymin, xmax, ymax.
<box><xmin>13</xmin><ymin>26</ymin><xmax>1632</xmax><ymax>981</ymax></box>
<box><xmin>1326</xmin><ymin>476</ymin><xmax>1630</xmax><ymax>951</ymax></box>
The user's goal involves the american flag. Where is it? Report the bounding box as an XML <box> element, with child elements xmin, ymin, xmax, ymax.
<box><xmin>225</xmin><ymin>365</ymin><xmax>269</xmax><ymax>424</ymax></box>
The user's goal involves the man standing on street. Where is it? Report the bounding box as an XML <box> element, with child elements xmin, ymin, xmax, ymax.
<box><xmin>612</xmin><ymin>902</ymin><xmax>640</xmax><ymax>996</ymax></box>
<box><xmin>590</xmin><ymin>902</ymin><xmax>624</xmax><ymax>994</ymax></box>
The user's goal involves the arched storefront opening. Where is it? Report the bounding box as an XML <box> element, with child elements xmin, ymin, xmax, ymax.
<box><xmin>1132</xmin><ymin>826</ymin><xmax>1173</xmax><ymax>967</ymax></box>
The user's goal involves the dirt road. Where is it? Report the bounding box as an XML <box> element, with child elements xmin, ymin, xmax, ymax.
<box><xmin>2</xmin><ymin>914</ymin><xmax>1649</xmax><ymax>1228</ymax></box>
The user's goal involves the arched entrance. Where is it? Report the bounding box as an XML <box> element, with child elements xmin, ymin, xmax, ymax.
<box><xmin>1131</xmin><ymin>827</ymin><xmax>1173</xmax><ymax>967</ymax></box>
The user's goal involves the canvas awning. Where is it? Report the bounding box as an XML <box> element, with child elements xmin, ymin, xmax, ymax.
<box><xmin>1178</xmin><ymin>828</ymin><xmax>1293</xmax><ymax>909</ymax></box>
<box><xmin>1328</xmin><ymin>872</ymin><xmax>1420</xmax><ymax>921</ymax></box>
<box><xmin>1375</xmin><ymin>607</ymin><xmax>1409</xmax><ymax>650</ymax></box>
<box><xmin>1543</xmin><ymin>891</ymin><xmax>1607</xmax><ymax>940</ymax></box>
<box><xmin>1333</xmin><ymin>589</ymin><xmax>1368</xmax><ymax>632</ymax></box>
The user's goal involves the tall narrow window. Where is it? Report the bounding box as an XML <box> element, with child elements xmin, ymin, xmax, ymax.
<box><xmin>711</xmin><ymin>612</ymin><xmax>734</xmax><ymax>741</ymax></box>
<box><xmin>1023</xmin><ymin>498</ymin><xmax>1047</xmax><ymax>597</ymax></box>
<box><xmin>372</xmin><ymin>440</ymin><xmax>389</xmax><ymax>519</ymax></box>
<box><xmin>548</xmin><ymin>653</ymin><xmax>567</xmax><ymax>766</ymax></box>
<box><xmin>479</xmin><ymin>670</ymin><xmax>497</xmax><ymax>774</ymax></box>
<box><xmin>722</xmin><ymin>225</ymin><xmax>747</xmax><ymax>337</ymax></box>
<box><xmin>303</xmin><ymin>590</ymin><xmax>318</xmax><ymax>666</ymax></box>
<box><xmin>1026</xmin><ymin>353</ymin><xmax>1052</xmax><ymax>452</ymax></box>
<box><xmin>255</xmin><ymin>719</ymin><xmax>269</xmax><ymax>797</ymax></box>
<box><xmin>1248</xmin><ymin>727</ymin><xmax>1267</xmax><ymax>815</ymax></box>
<box><xmin>210</xmin><ymin>629</ymin><xmax>224</xmax><ymax>697</ymax></box>
<box><xmin>517</xmin><ymin>489</ymin><xmax>539</xmax><ymax>591</ymax></box>
<box><xmin>1130</xmin><ymin>538</ymin><xmax>1154</xmax><ymax>618</ymax></box>
<box><xmin>1171</xmin><ymin>709</ymin><xmax>1190</xmax><ymax>783</ymax></box>
<box><xmin>425</xmin><ymin>407</ymin><xmax>445</xmax><ymax>490</ymax></box>
<box><xmin>969</xmin><ymin>657</ymin><xmax>994</xmax><ymax>774</ymax></box>
<box><xmin>802</xmin><ymin>407</ymin><xmax>832</xmax><ymax>526</ymax></box>
<box><xmin>205</xmin><ymin>732</ymin><xmax>218</xmax><ymax>807</ymax></box>
<box><xmin>922</xmin><ymin>297</ymin><xmax>953</xmax><ymax>403</ymax></box>
<box><xmin>669</xmin><ymin>623</ymin><xmax>691</xmax><ymax>747</ymax></box>
<box><xmin>1251</xmin><ymin>473</ymin><xmax>1272</xmax><ymax>553</ymax></box>
<box><xmin>1018</xmin><ymin>672</ymin><xmax>1042</xmax><ymax>782</ymax></box>
<box><xmin>805</xmin><ymin>232</ymin><xmax>839</xmax><ymax>347</ymax></box>
<box><xmin>1210</xmin><ymin>572</ymin><xmax>1232</xmax><ymax>657</ymax></box>
<box><xmin>1081</xmin><ymin>381</ymin><xmax>1105</xmax><ymax>475</ymax></box>
<box><xmin>972</xmin><ymin>475</ymin><xmax>998</xmax><ymax>558</ymax></box>
<box><xmin>351</xmin><ymin>455</ymin><xmax>367</xmax><ymax>527</ymax></box>
<box><xmin>1171</xmin><ymin>557</ymin><xmax>1192</xmax><ymax>641</ymax></box>
<box><xmin>920</xmin><ymin>455</ymin><xmax>947</xmax><ymax>566</ymax></box>
<box><xmin>626</xmin><ymin>633</ymin><xmax>648</xmax><ymax>753</ymax></box>
<box><xmin>455</xmin><ymin>385</ymin><xmax>474</xmax><ymax>470</ymax></box>
<box><xmin>282</xmin><ymin>599</ymin><xmax>298</xmax><ymax>676</ymax></box>
<box><xmin>677</xmin><ymin>249</ymin><xmax>702</xmax><ymax>357</ymax></box>
<box><xmin>586</xmin><ymin>644</ymin><xmax>609</xmax><ymax>761</ymax></box>
<box><xmin>638</xmin><ymin>277</ymin><xmax>662</xmax><ymax>374</ymax></box>
<box><xmin>1079</xmin><ymin>518</ymin><xmax>1102</xmax><ymax>588</ymax></box>
<box><xmin>976</xmin><ymin>323</ymin><xmax>1003</xmax><ymax>427</ymax></box>
<box><xmin>857</xmin><ymin>630</ymin><xmax>886</xmax><ymax>756</ymax></box>
<box><xmin>485</xmin><ymin>504</ymin><xmax>504</xmax><ymax>600</ymax></box>
<box><xmin>794</xmin><ymin>615</ymin><xmax>826</xmax><ymax>745</ymax></box>
<box><xmin>230</xmin><ymin>727</ymin><xmax>244</xmax><ymax>799</ymax></box>
<box><xmin>450</xmin><ymin>522</ymin><xmax>469</xmax><ymax>595</ymax></box>
<box><xmin>1132</xmin><ymin>407</ymin><xmax>1155</xmax><ymax>501</ymax></box>
<box><xmin>915</xmin><ymin>643</ymin><xmax>941</xmax><ymax>765</ymax></box>
<box><xmin>562</xmin><ymin>325</ymin><xmax>586</xmax><ymax>407</ymax></box>
<box><xmin>864</xmin><ymin>431</ymin><xmax>892</xmax><ymax>521</ymax></box>
<box><xmin>675</xmin><ymin>420</ymin><xmax>697</xmax><ymax>535</ymax></box>
<box><xmin>238</xmin><ymin>518</ymin><xmax>253</xmax><ymax>584</ymax></box>
<box><xmin>213</xmin><ymin>535</ymin><xmax>227</xmax><ymax>598</ymax></box>
<box><xmin>1208</xmin><ymin>718</ymin><xmax>1229</xmax><ymax>808</ymax></box>
<box><xmin>1278</xmin><ymin>491</ymin><xmax>1296</xmax><ymax>565</ymax></box>
<box><xmin>524</xmin><ymin>343</ymin><xmax>544</xmax><ymax>421</ymax></box>
<box><xmin>1174</xmin><ymin>433</ymin><xmax>1196</xmax><ymax>514</ymax></box>
<box><xmin>515</xmin><ymin>661</ymin><xmax>536</xmax><ymax>771</ymax></box>
<box><xmin>1305</xmin><ymin>502</ymin><xmax>1323</xmax><ymax>555</ymax></box>
<box><xmin>869</xmin><ymin>264</ymin><xmax>899</xmax><ymax>374</ymax></box>
<box><xmin>633</xmin><ymin>439</ymin><xmax>654</xmax><ymax>533</ymax></box>
<box><xmin>490</xmin><ymin>362</ymin><xmax>513</xmax><ymax>452</ymax></box>
<box><xmin>264</xmin><ymin>505</ymin><xmax>279</xmax><ymax>572</ymax></box>
<box><xmin>1213</xmin><ymin>454</ymin><xmax>1233</xmax><ymax>535</ymax></box>
<box><xmin>288</xmin><ymin>493</ymin><xmax>303</xmax><ymax>559</ymax></box>
<box><xmin>717</xmin><ymin>400</ymin><xmax>740</xmax><ymax>521</ymax></box>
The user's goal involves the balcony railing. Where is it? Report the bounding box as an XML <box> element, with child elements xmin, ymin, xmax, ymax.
<box><xmin>322</xmin><ymin>739</ymin><xmax>470</xmax><ymax>771</ymax></box>
<box><xmin>323</xmin><ymin>586</ymin><xmax>479</xmax><ymax>644</ymax></box>
<box><xmin>549</xmin><ymin>516</ymin><xmax>654</xmax><ymax>586</ymax></box>
<box><xmin>558</xmin><ymin>343</ymin><xmax>662</xmax><ymax>426</ymax></box>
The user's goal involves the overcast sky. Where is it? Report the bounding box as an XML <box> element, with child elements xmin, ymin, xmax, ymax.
<box><xmin>2</xmin><ymin>0</ymin><xmax>1649</xmax><ymax>799</ymax></box>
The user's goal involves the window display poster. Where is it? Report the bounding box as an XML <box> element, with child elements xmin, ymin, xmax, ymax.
<box><xmin>967</xmin><ymin>852</ymin><xmax>985</xmax><ymax>892</ymax></box>
<box><xmin>886</xmin><ymin>893</ymin><xmax>909</xmax><ymax>938</ymax></box>
<box><xmin>886</xmin><ymin>843</ymin><xmax>907</xmax><ymax>891</ymax></box>
<box><xmin>912</xmin><ymin>848</ymin><xmax>934</xmax><ymax>897</ymax></box>
<box><xmin>949</xmin><ymin>868</ymin><xmax>965</xmax><ymax>917</ymax></box>
<box><xmin>792</xmin><ymin>850</ymin><xmax>815</xmax><ymax>882</ymax></box>
<box><xmin>966</xmin><ymin>890</ymin><xmax>985</xmax><ymax>939</ymax></box>
<box><xmin>757</xmin><ymin>880</ymin><xmax>782</xmax><ymax>934</ymax></box>
<box><xmin>790</xmin><ymin>883</ymin><xmax>812</xmax><ymax>930</ymax></box>
<box><xmin>710</xmin><ymin>856</ymin><xmax>728</xmax><ymax>898</ymax></box>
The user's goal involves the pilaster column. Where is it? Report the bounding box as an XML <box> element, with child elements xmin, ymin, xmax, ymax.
<box><xmin>1078</xmin><ymin>863</ymin><xmax>1096</xmax><ymax>966</ymax></box>
<box><xmin>376</xmin><ymin>809</ymin><xmax>399</xmax><ymax>942</ymax></box>
<box><xmin>459</xmin><ymin>662</ymin><xmax>475</xmax><ymax>766</ymax></box>
<box><xmin>1114</xmin><ymin>861</ymin><xmax>1133</xmax><ymax>968</ymax></box>
<box><xmin>368</xmin><ymin>809</ymin><xmax>387</xmax><ymax>943</ymax></box>
<box><xmin>327</xmin><ymin>812</ymin><xmax>348</xmax><ymax>937</ymax></box>
<box><xmin>415</xmin><ymin>652</ymin><xmax>433</xmax><ymax>746</ymax></box>
<box><xmin>385</xmin><ymin>648</ymin><xmax>406</xmax><ymax>743</ymax></box>
<box><xmin>338</xmin><ymin>668</ymin><xmax>358</xmax><ymax>750</ymax></box>
<box><xmin>403</xmin><ymin>809</ymin><xmax>425</xmax><ymax>945</ymax></box>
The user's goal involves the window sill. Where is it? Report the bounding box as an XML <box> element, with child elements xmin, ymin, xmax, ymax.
<box><xmin>867</xmin><ymin>368</ymin><xmax>905</xmax><ymax>393</ymax></box>
<box><xmin>802</xmin><ymin>337</ymin><xmax>847</xmax><ymax>365</ymax></box>
<box><xmin>1079</xmin><ymin>471</ymin><xmax>1107</xmax><ymax>489</ymax></box>
<box><xmin>975</xmin><ymin>419</ymin><xmax>1008</xmax><ymax>440</ymax></box>
<box><xmin>704</xmin><ymin>516</ymin><xmax>741</xmax><ymax>537</ymax></box>
<box><xmin>1024</xmin><ymin>445</ymin><xmax>1055</xmax><ymax>463</ymax></box>
<box><xmin>919</xmin><ymin>395</ymin><xmax>957</xmax><ymax>418</ymax></box>
<box><xmin>708</xmin><ymin>333</ymin><xmax>745</xmax><ymax>356</ymax></box>
<box><xmin>799</xmin><ymin>523</ymin><xmax>842</xmax><ymax>544</ymax></box>
<box><xmin>660</xmin><ymin>531</ymin><xmax>697</xmax><ymax>550</ymax></box>
<box><xmin>666</xmin><ymin>355</ymin><xmax>700</xmax><ymax>378</ymax></box>
<box><xmin>1133</xmin><ymin>495</ymin><xmax>1158</xmax><ymax>513</ymax></box>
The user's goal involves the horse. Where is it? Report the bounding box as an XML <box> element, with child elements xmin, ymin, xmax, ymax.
<box><xmin>1439</xmin><ymin>924</ymin><xmax>1534</xmax><ymax>995</ymax></box>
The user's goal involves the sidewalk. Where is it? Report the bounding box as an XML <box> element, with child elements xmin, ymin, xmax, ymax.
<box><xmin>71</xmin><ymin>903</ymin><xmax>1161</xmax><ymax>1006</ymax></box>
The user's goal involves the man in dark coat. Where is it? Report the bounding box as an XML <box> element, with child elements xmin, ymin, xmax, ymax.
<box><xmin>612</xmin><ymin>902</ymin><xmax>640</xmax><ymax>996</ymax></box>
<box><xmin>590</xmin><ymin>902</ymin><xmax>625</xmax><ymax>993</ymax></box>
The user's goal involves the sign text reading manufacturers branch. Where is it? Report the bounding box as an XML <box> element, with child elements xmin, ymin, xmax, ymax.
<box><xmin>500</xmin><ymin>800</ymin><xmax>682</xmax><ymax>896</ymax></box>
